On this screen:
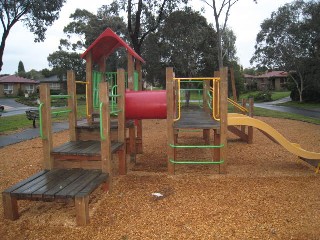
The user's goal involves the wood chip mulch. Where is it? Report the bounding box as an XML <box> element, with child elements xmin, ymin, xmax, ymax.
<box><xmin>0</xmin><ymin>117</ymin><xmax>319</xmax><ymax>239</ymax></box>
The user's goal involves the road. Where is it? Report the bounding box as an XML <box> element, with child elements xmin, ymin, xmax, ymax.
<box><xmin>0</xmin><ymin>98</ymin><xmax>38</xmax><ymax>117</ymax></box>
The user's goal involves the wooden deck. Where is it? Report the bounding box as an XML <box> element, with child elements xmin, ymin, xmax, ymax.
<box><xmin>76</xmin><ymin>119</ymin><xmax>135</xmax><ymax>130</ymax></box>
<box><xmin>2</xmin><ymin>168</ymin><xmax>108</xmax><ymax>225</ymax></box>
<box><xmin>174</xmin><ymin>107</ymin><xmax>220</xmax><ymax>129</ymax></box>
<box><xmin>52</xmin><ymin>140</ymin><xmax>123</xmax><ymax>159</ymax></box>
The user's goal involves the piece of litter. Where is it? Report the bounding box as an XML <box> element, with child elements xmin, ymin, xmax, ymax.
<box><xmin>152</xmin><ymin>193</ymin><xmax>163</xmax><ymax>197</ymax></box>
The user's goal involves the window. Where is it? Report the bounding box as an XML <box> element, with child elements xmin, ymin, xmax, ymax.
<box><xmin>25</xmin><ymin>84</ymin><xmax>35</xmax><ymax>94</ymax></box>
<box><xmin>4</xmin><ymin>84</ymin><xmax>13</xmax><ymax>94</ymax></box>
<box><xmin>50</xmin><ymin>83</ymin><xmax>60</xmax><ymax>90</ymax></box>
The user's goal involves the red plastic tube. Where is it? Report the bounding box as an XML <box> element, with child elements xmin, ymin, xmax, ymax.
<box><xmin>125</xmin><ymin>90</ymin><xmax>167</xmax><ymax>119</ymax></box>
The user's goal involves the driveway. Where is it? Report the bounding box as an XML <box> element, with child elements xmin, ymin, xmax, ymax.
<box><xmin>0</xmin><ymin>98</ymin><xmax>35</xmax><ymax>117</ymax></box>
<box><xmin>255</xmin><ymin>97</ymin><xmax>320</xmax><ymax>119</ymax></box>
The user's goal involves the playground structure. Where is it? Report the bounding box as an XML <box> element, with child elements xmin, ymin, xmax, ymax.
<box><xmin>2</xmin><ymin>28</ymin><xmax>320</xmax><ymax>226</ymax></box>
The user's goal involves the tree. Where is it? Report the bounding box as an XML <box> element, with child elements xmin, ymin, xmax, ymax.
<box><xmin>47</xmin><ymin>50</ymin><xmax>85</xmax><ymax>81</ymax></box>
<box><xmin>0</xmin><ymin>0</ymin><xmax>66</xmax><ymax>72</ymax></box>
<box><xmin>202</xmin><ymin>0</ymin><xmax>257</xmax><ymax>68</ymax></box>
<box><xmin>142</xmin><ymin>8</ymin><xmax>218</xmax><ymax>87</ymax></box>
<box><xmin>61</xmin><ymin>5</ymin><xmax>127</xmax><ymax>51</ymax></box>
<box><xmin>250</xmin><ymin>0</ymin><xmax>320</xmax><ymax>102</ymax></box>
<box><xmin>17</xmin><ymin>60</ymin><xmax>26</xmax><ymax>77</ymax></box>
<box><xmin>111</xmin><ymin>0</ymin><xmax>188</xmax><ymax>55</ymax></box>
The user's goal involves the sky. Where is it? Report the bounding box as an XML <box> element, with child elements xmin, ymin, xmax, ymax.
<box><xmin>1</xmin><ymin>0</ymin><xmax>294</xmax><ymax>74</ymax></box>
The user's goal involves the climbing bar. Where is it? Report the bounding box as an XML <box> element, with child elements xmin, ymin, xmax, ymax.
<box><xmin>51</xmin><ymin>109</ymin><xmax>72</xmax><ymax>115</ymax></box>
<box><xmin>38</xmin><ymin>103</ymin><xmax>45</xmax><ymax>139</ymax></box>
<box><xmin>99</xmin><ymin>102</ymin><xmax>106</xmax><ymax>140</ymax></box>
<box><xmin>228</xmin><ymin>98</ymin><xmax>248</xmax><ymax>113</ymax></box>
<box><xmin>75</xmin><ymin>81</ymin><xmax>88</xmax><ymax>85</ymax></box>
<box><xmin>76</xmin><ymin>81</ymin><xmax>89</xmax><ymax>118</ymax></box>
<box><xmin>169</xmin><ymin>159</ymin><xmax>224</xmax><ymax>164</ymax></box>
<box><xmin>50</xmin><ymin>95</ymin><xmax>71</xmax><ymax>99</ymax></box>
<box><xmin>169</xmin><ymin>144</ymin><xmax>224</xmax><ymax>148</ymax></box>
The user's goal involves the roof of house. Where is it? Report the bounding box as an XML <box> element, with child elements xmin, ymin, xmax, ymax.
<box><xmin>0</xmin><ymin>75</ymin><xmax>38</xmax><ymax>84</ymax></box>
<box><xmin>256</xmin><ymin>71</ymin><xmax>288</xmax><ymax>78</ymax></box>
<box><xmin>39</xmin><ymin>75</ymin><xmax>65</xmax><ymax>83</ymax></box>
<box><xmin>81</xmin><ymin>28</ymin><xmax>145</xmax><ymax>64</ymax></box>
<box><xmin>244</xmin><ymin>74</ymin><xmax>256</xmax><ymax>78</ymax></box>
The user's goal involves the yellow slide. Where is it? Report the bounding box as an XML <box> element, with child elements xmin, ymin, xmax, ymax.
<box><xmin>228</xmin><ymin>113</ymin><xmax>320</xmax><ymax>162</ymax></box>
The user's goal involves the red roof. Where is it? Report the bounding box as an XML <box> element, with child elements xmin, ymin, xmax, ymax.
<box><xmin>0</xmin><ymin>75</ymin><xmax>38</xmax><ymax>84</ymax></box>
<box><xmin>81</xmin><ymin>28</ymin><xmax>145</xmax><ymax>64</ymax></box>
<box><xmin>256</xmin><ymin>71</ymin><xmax>288</xmax><ymax>78</ymax></box>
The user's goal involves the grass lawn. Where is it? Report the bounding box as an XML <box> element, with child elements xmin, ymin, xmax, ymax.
<box><xmin>239</xmin><ymin>91</ymin><xmax>290</xmax><ymax>102</ymax></box>
<box><xmin>0</xmin><ymin>104</ymin><xmax>87</xmax><ymax>134</ymax></box>
<box><xmin>278</xmin><ymin>101</ymin><xmax>320</xmax><ymax>110</ymax></box>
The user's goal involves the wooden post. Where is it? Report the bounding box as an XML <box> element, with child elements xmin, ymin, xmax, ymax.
<box><xmin>241</xmin><ymin>98</ymin><xmax>247</xmax><ymax>133</ymax></box>
<box><xmin>2</xmin><ymin>193</ymin><xmax>19</xmax><ymax>220</ymax></box>
<box><xmin>203</xmin><ymin>80</ymin><xmax>210</xmax><ymax>113</ymax></box>
<box><xmin>99</xmin><ymin>82</ymin><xmax>111</xmax><ymax>176</ymax></box>
<box><xmin>117</xmin><ymin>68</ymin><xmax>127</xmax><ymax>175</ymax></box>
<box><xmin>40</xmin><ymin>84</ymin><xmax>53</xmax><ymax>170</ymax></box>
<box><xmin>67</xmin><ymin>70</ymin><xmax>77</xmax><ymax>141</ymax></box>
<box><xmin>86</xmin><ymin>52</ymin><xmax>93</xmax><ymax>124</ymax></box>
<box><xmin>219</xmin><ymin>67</ymin><xmax>228</xmax><ymax>174</ymax></box>
<box><xmin>166</xmin><ymin>67</ymin><xmax>175</xmax><ymax>174</ymax></box>
<box><xmin>75</xmin><ymin>196</ymin><xmax>89</xmax><ymax>226</ymax></box>
<box><xmin>213</xmin><ymin>71</ymin><xmax>220</xmax><ymax>164</ymax></box>
<box><xmin>127</xmin><ymin>53</ymin><xmax>134</xmax><ymax>90</ymax></box>
<box><xmin>136</xmin><ymin>61</ymin><xmax>143</xmax><ymax>154</ymax></box>
<box><xmin>248</xmin><ymin>98</ymin><xmax>254</xmax><ymax>144</ymax></box>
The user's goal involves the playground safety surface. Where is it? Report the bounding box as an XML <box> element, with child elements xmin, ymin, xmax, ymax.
<box><xmin>0</xmin><ymin>117</ymin><xmax>319</xmax><ymax>239</ymax></box>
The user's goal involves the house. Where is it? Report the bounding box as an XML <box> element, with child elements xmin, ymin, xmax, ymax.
<box><xmin>38</xmin><ymin>75</ymin><xmax>66</xmax><ymax>92</ymax></box>
<box><xmin>244</xmin><ymin>71</ymin><xmax>289</xmax><ymax>91</ymax></box>
<box><xmin>0</xmin><ymin>75</ymin><xmax>38</xmax><ymax>97</ymax></box>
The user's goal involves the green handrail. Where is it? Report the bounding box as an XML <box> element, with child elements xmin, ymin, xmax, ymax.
<box><xmin>50</xmin><ymin>95</ymin><xmax>71</xmax><ymax>99</ymax></box>
<box><xmin>38</xmin><ymin>103</ymin><xmax>45</xmax><ymax>139</ymax></box>
<box><xmin>169</xmin><ymin>159</ymin><xmax>224</xmax><ymax>164</ymax></box>
<box><xmin>169</xmin><ymin>144</ymin><xmax>224</xmax><ymax>148</ymax></box>
<box><xmin>99</xmin><ymin>102</ymin><xmax>106</xmax><ymax>140</ymax></box>
<box><xmin>51</xmin><ymin>109</ymin><xmax>72</xmax><ymax>115</ymax></box>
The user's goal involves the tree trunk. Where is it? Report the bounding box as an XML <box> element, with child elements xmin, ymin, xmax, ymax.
<box><xmin>0</xmin><ymin>29</ymin><xmax>10</xmax><ymax>72</ymax></box>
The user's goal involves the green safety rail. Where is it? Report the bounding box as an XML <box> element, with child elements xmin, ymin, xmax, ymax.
<box><xmin>169</xmin><ymin>143</ymin><xmax>224</xmax><ymax>165</ymax></box>
<box><xmin>39</xmin><ymin>94</ymin><xmax>73</xmax><ymax>139</ymax></box>
<box><xmin>93</xmin><ymin>71</ymin><xmax>139</xmax><ymax>110</ymax></box>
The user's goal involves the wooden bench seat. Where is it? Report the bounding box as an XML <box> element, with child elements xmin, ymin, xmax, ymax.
<box><xmin>2</xmin><ymin>168</ymin><xmax>108</xmax><ymax>225</ymax></box>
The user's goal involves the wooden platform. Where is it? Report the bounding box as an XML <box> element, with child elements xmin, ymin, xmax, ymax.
<box><xmin>174</xmin><ymin>107</ymin><xmax>220</xmax><ymax>129</ymax></box>
<box><xmin>2</xmin><ymin>168</ymin><xmax>108</xmax><ymax>225</ymax></box>
<box><xmin>52</xmin><ymin>140</ymin><xmax>123</xmax><ymax>159</ymax></box>
<box><xmin>76</xmin><ymin>119</ymin><xmax>135</xmax><ymax>130</ymax></box>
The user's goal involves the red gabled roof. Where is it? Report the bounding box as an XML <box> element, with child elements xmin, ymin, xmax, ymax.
<box><xmin>81</xmin><ymin>28</ymin><xmax>145</xmax><ymax>64</ymax></box>
<box><xmin>0</xmin><ymin>75</ymin><xmax>38</xmax><ymax>84</ymax></box>
<box><xmin>256</xmin><ymin>71</ymin><xmax>288</xmax><ymax>78</ymax></box>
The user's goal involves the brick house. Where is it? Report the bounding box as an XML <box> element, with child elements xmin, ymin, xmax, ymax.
<box><xmin>38</xmin><ymin>75</ymin><xmax>66</xmax><ymax>92</ymax></box>
<box><xmin>0</xmin><ymin>75</ymin><xmax>38</xmax><ymax>97</ymax></box>
<box><xmin>244</xmin><ymin>71</ymin><xmax>289</xmax><ymax>91</ymax></box>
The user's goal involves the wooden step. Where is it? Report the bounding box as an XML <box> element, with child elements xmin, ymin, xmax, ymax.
<box><xmin>52</xmin><ymin>140</ymin><xmax>123</xmax><ymax>169</ymax></box>
<box><xmin>75</xmin><ymin>120</ymin><xmax>135</xmax><ymax>141</ymax></box>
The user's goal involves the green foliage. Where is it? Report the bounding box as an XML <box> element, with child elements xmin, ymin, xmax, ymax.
<box><xmin>251</xmin><ymin>0</ymin><xmax>320</xmax><ymax>102</ymax></box>
<box><xmin>0</xmin><ymin>0</ymin><xmax>66</xmax><ymax>71</ymax></box>
<box><xmin>254</xmin><ymin>91</ymin><xmax>272</xmax><ymax>102</ymax></box>
<box><xmin>143</xmin><ymin>8</ymin><xmax>218</xmax><ymax>87</ymax></box>
<box><xmin>47</xmin><ymin>51</ymin><xmax>85</xmax><ymax>81</ymax></box>
<box><xmin>17</xmin><ymin>61</ymin><xmax>26</xmax><ymax>77</ymax></box>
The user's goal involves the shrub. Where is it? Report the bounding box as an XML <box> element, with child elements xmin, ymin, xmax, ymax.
<box><xmin>254</xmin><ymin>91</ymin><xmax>272</xmax><ymax>102</ymax></box>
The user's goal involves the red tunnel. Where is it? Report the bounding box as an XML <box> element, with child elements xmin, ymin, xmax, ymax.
<box><xmin>125</xmin><ymin>90</ymin><xmax>167</xmax><ymax>119</ymax></box>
